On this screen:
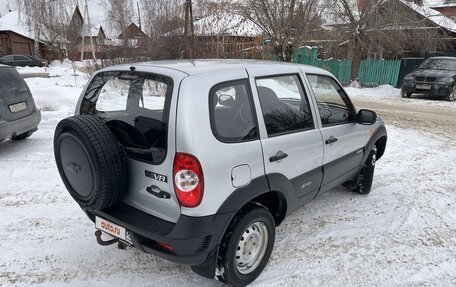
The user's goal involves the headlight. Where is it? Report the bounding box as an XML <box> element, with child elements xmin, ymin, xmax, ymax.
<box><xmin>404</xmin><ymin>75</ymin><xmax>414</xmax><ymax>81</ymax></box>
<box><xmin>436</xmin><ymin>77</ymin><xmax>454</xmax><ymax>83</ymax></box>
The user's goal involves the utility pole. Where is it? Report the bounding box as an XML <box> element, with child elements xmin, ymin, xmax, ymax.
<box><xmin>184</xmin><ymin>0</ymin><xmax>195</xmax><ymax>59</ymax></box>
<box><xmin>137</xmin><ymin>2</ymin><xmax>142</xmax><ymax>31</ymax></box>
<box><xmin>80</xmin><ymin>0</ymin><xmax>97</xmax><ymax>61</ymax></box>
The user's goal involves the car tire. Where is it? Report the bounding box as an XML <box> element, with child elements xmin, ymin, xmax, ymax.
<box><xmin>447</xmin><ymin>86</ymin><xmax>456</xmax><ymax>102</ymax></box>
<box><xmin>54</xmin><ymin>115</ymin><xmax>127</xmax><ymax>210</ymax></box>
<box><xmin>10</xmin><ymin>130</ymin><xmax>33</xmax><ymax>140</ymax></box>
<box><xmin>217</xmin><ymin>205</ymin><xmax>275</xmax><ymax>286</ymax></box>
<box><xmin>401</xmin><ymin>90</ymin><xmax>411</xmax><ymax>98</ymax></box>
<box><xmin>352</xmin><ymin>145</ymin><xmax>377</xmax><ymax>195</ymax></box>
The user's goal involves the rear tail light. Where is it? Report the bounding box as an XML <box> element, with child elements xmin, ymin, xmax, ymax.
<box><xmin>173</xmin><ymin>153</ymin><xmax>204</xmax><ymax>208</ymax></box>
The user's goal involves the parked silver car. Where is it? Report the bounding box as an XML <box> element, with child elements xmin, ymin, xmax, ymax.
<box><xmin>0</xmin><ymin>64</ymin><xmax>41</xmax><ymax>142</ymax></box>
<box><xmin>54</xmin><ymin>60</ymin><xmax>387</xmax><ymax>286</ymax></box>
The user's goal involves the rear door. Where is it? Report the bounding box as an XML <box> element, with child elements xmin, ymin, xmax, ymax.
<box><xmin>0</xmin><ymin>67</ymin><xmax>36</xmax><ymax>121</ymax></box>
<box><xmin>248</xmin><ymin>67</ymin><xmax>324</xmax><ymax>203</ymax></box>
<box><xmin>78</xmin><ymin>68</ymin><xmax>186</xmax><ymax>223</ymax></box>
<box><xmin>305</xmin><ymin>74</ymin><xmax>367</xmax><ymax>188</ymax></box>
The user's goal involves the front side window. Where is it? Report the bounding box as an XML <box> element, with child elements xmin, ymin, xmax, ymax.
<box><xmin>209</xmin><ymin>80</ymin><xmax>258</xmax><ymax>143</ymax></box>
<box><xmin>307</xmin><ymin>75</ymin><xmax>354</xmax><ymax>127</ymax></box>
<box><xmin>256</xmin><ymin>74</ymin><xmax>314</xmax><ymax>136</ymax></box>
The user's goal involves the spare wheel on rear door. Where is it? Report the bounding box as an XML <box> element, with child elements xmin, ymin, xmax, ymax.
<box><xmin>54</xmin><ymin>115</ymin><xmax>127</xmax><ymax>210</ymax></box>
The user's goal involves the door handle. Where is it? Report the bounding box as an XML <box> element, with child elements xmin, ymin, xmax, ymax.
<box><xmin>270</xmin><ymin>151</ymin><xmax>288</xmax><ymax>162</ymax></box>
<box><xmin>325</xmin><ymin>136</ymin><xmax>338</xmax><ymax>145</ymax></box>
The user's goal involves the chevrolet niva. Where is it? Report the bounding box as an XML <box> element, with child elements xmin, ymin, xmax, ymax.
<box><xmin>54</xmin><ymin>60</ymin><xmax>387</xmax><ymax>286</ymax></box>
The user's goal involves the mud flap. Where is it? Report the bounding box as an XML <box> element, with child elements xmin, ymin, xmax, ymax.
<box><xmin>191</xmin><ymin>247</ymin><xmax>219</xmax><ymax>279</ymax></box>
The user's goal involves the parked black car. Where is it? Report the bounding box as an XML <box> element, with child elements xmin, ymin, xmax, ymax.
<box><xmin>0</xmin><ymin>54</ymin><xmax>46</xmax><ymax>67</ymax></box>
<box><xmin>401</xmin><ymin>57</ymin><xmax>456</xmax><ymax>101</ymax></box>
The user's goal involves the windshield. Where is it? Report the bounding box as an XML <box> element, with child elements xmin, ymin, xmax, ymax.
<box><xmin>418</xmin><ymin>59</ymin><xmax>456</xmax><ymax>71</ymax></box>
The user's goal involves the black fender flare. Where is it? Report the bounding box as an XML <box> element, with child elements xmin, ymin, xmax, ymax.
<box><xmin>193</xmin><ymin>174</ymin><xmax>294</xmax><ymax>278</ymax></box>
<box><xmin>363</xmin><ymin>125</ymin><xmax>387</xmax><ymax>163</ymax></box>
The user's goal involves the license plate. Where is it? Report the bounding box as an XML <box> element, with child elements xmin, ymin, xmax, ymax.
<box><xmin>416</xmin><ymin>84</ymin><xmax>431</xmax><ymax>90</ymax></box>
<box><xmin>95</xmin><ymin>216</ymin><xmax>132</xmax><ymax>244</ymax></box>
<box><xmin>9</xmin><ymin>101</ymin><xmax>27</xmax><ymax>113</ymax></box>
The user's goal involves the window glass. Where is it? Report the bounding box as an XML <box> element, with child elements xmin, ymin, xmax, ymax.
<box><xmin>82</xmin><ymin>71</ymin><xmax>173</xmax><ymax>165</ymax></box>
<box><xmin>256</xmin><ymin>75</ymin><xmax>313</xmax><ymax>136</ymax></box>
<box><xmin>2</xmin><ymin>55</ymin><xmax>13</xmax><ymax>61</ymax></box>
<box><xmin>141</xmin><ymin>79</ymin><xmax>167</xmax><ymax>110</ymax></box>
<box><xmin>14</xmin><ymin>56</ymin><xmax>29</xmax><ymax>61</ymax></box>
<box><xmin>210</xmin><ymin>80</ymin><xmax>258</xmax><ymax>143</ymax></box>
<box><xmin>307</xmin><ymin>75</ymin><xmax>353</xmax><ymax>126</ymax></box>
<box><xmin>96</xmin><ymin>77</ymin><xmax>130</xmax><ymax>111</ymax></box>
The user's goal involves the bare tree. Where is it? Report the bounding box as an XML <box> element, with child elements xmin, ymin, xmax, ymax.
<box><xmin>140</xmin><ymin>0</ymin><xmax>185</xmax><ymax>59</ymax></box>
<box><xmin>104</xmin><ymin>0</ymin><xmax>135</xmax><ymax>57</ymax></box>
<box><xmin>16</xmin><ymin>0</ymin><xmax>75</xmax><ymax>58</ymax></box>
<box><xmin>222</xmin><ymin>0</ymin><xmax>323</xmax><ymax>62</ymax></box>
<box><xmin>323</xmin><ymin>0</ymin><xmax>450</xmax><ymax>80</ymax></box>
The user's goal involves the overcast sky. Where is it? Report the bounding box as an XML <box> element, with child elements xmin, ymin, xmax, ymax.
<box><xmin>0</xmin><ymin>0</ymin><xmax>14</xmax><ymax>17</ymax></box>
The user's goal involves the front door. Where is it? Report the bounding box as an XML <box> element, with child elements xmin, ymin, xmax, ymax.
<box><xmin>248</xmin><ymin>67</ymin><xmax>324</xmax><ymax>203</ymax></box>
<box><xmin>306</xmin><ymin>74</ymin><xmax>367</xmax><ymax>188</ymax></box>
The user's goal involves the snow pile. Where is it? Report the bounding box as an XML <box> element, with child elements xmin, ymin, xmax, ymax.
<box><xmin>346</xmin><ymin>84</ymin><xmax>401</xmax><ymax>99</ymax></box>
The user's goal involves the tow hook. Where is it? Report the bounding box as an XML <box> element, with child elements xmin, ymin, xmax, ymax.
<box><xmin>95</xmin><ymin>230</ymin><xmax>129</xmax><ymax>249</ymax></box>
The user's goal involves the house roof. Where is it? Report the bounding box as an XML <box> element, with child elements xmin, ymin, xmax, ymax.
<box><xmin>192</xmin><ymin>12</ymin><xmax>262</xmax><ymax>37</ymax></box>
<box><xmin>0</xmin><ymin>11</ymin><xmax>47</xmax><ymax>43</ymax></box>
<box><xmin>399</xmin><ymin>0</ymin><xmax>456</xmax><ymax>32</ymax></box>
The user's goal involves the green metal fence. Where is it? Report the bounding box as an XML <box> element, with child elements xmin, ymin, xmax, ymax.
<box><xmin>293</xmin><ymin>48</ymin><xmax>351</xmax><ymax>85</ymax></box>
<box><xmin>358</xmin><ymin>59</ymin><xmax>402</xmax><ymax>87</ymax></box>
<box><xmin>292</xmin><ymin>47</ymin><xmax>402</xmax><ymax>87</ymax></box>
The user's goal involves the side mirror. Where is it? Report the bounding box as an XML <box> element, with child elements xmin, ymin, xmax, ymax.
<box><xmin>218</xmin><ymin>94</ymin><xmax>235</xmax><ymax>106</ymax></box>
<box><xmin>356</xmin><ymin>109</ymin><xmax>377</xmax><ymax>125</ymax></box>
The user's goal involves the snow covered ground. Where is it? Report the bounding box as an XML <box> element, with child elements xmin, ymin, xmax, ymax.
<box><xmin>1</xmin><ymin>65</ymin><xmax>455</xmax><ymax>286</ymax></box>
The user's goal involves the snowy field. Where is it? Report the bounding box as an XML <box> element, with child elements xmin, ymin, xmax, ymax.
<box><xmin>1</xmin><ymin>64</ymin><xmax>455</xmax><ymax>286</ymax></box>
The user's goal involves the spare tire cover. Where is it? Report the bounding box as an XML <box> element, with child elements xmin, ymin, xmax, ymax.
<box><xmin>54</xmin><ymin>115</ymin><xmax>127</xmax><ymax>210</ymax></box>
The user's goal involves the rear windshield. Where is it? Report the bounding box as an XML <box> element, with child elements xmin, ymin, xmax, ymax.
<box><xmin>0</xmin><ymin>67</ymin><xmax>29</xmax><ymax>97</ymax></box>
<box><xmin>80</xmin><ymin>71</ymin><xmax>173</xmax><ymax>164</ymax></box>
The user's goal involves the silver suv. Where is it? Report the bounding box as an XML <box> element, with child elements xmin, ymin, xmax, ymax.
<box><xmin>0</xmin><ymin>64</ymin><xmax>41</xmax><ymax>142</ymax></box>
<box><xmin>54</xmin><ymin>60</ymin><xmax>387</xmax><ymax>286</ymax></box>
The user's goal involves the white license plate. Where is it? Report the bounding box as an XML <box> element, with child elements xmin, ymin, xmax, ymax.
<box><xmin>95</xmin><ymin>216</ymin><xmax>132</xmax><ymax>244</ymax></box>
<box><xmin>416</xmin><ymin>84</ymin><xmax>431</xmax><ymax>90</ymax></box>
<box><xmin>9</xmin><ymin>101</ymin><xmax>27</xmax><ymax>113</ymax></box>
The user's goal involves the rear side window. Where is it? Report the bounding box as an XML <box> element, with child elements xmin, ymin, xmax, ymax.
<box><xmin>209</xmin><ymin>80</ymin><xmax>258</xmax><ymax>143</ymax></box>
<box><xmin>81</xmin><ymin>71</ymin><xmax>173</xmax><ymax>164</ymax></box>
<box><xmin>256</xmin><ymin>74</ymin><xmax>314</xmax><ymax>136</ymax></box>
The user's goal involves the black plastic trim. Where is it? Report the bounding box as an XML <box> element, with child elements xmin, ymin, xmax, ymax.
<box><xmin>363</xmin><ymin>125</ymin><xmax>388</xmax><ymax>163</ymax></box>
<box><xmin>88</xmin><ymin>202</ymin><xmax>233</xmax><ymax>267</ymax></box>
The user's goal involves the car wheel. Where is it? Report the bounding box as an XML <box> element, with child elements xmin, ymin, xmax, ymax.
<box><xmin>10</xmin><ymin>130</ymin><xmax>33</xmax><ymax>140</ymax></box>
<box><xmin>447</xmin><ymin>86</ymin><xmax>456</xmax><ymax>102</ymax></box>
<box><xmin>353</xmin><ymin>145</ymin><xmax>377</xmax><ymax>194</ymax></box>
<box><xmin>401</xmin><ymin>90</ymin><xmax>411</xmax><ymax>98</ymax></box>
<box><xmin>54</xmin><ymin>115</ymin><xmax>127</xmax><ymax>210</ymax></box>
<box><xmin>218</xmin><ymin>205</ymin><xmax>275</xmax><ymax>286</ymax></box>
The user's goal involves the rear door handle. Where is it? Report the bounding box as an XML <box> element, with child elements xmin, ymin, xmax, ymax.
<box><xmin>270</xmin><ymin>151</ymin><xmax>288</xmax><ymax>162</ymax></box>
<box><xmin>325</xmin><ymin>136</ymin><xmax>338</xmax><ymax>145</ymax></box>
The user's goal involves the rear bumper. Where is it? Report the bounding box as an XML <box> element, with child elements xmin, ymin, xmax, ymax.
<box><xmin>402</xmin><ymin>82</ymin><xmax>453</xmax><ymax>97</ymax></box>
<box><xmin>86</xmin><ymin>203</ymin><xmax>233</xmax><ymax>266</ymax></box>
<box><xmin>0</xmin><ymin>108</ymin><xmax>41</xmax><ymax>141</ymax></box>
